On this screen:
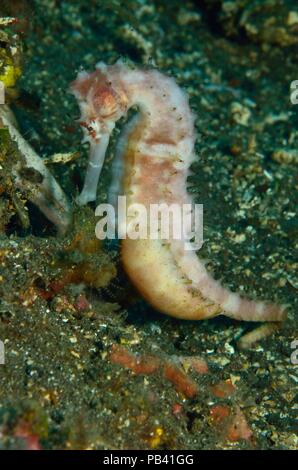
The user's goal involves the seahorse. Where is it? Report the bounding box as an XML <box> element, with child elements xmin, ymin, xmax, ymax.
<box><xmin>71</xmin><ymin>61</ymin><xmax>286</xmax><ymax>324</ymax></box>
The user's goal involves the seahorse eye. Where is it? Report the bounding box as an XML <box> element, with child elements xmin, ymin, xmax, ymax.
<box><xmin>92</xmin><ymin>87</ymin><xmax>118</xmax><ymax>118</ymax></box>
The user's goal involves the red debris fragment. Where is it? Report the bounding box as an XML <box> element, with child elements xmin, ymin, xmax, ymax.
<box><xmin>163</xmin><ymin>363</ymin><xmax>198</xmax><ymax>398</ymax></box>
<box><xmin>37</xmin><ymin>290</ymin><xmax>52</xmax><ymax>301</ymax></box>
<box><xmin>109</xmin><ymin>345</ymin><xmax>160</xmax><ymax>375</ymax></box>
<box><xmin>109</xmin><ymin>344</ymin><xmax>199</xmax><ymax>398</ymax></box>
<box><xmin>188</xmin><ymin>357</ymin><xmax>208</xmax><ymax>374</ymax></box>
<box><xmin>14</xmin><ymin>422</ymin><xmax>42</xmax><ymax>450</ymax></box>
<box><xmin>178</xmin><ymin>356</ymin><xmax>209</xmax><ymax>375</ymax></box>
<box><xmin>210</xmin><ymin>378</ymin><xmax>236</xmax><ymax>398</ymax></box>
<box><xmin>172</xmin><ymin>403</ymin><xmax>183</xmax><ymax>417</ymax></box>
<box><xmin>75</xmin><ymin>294</ymin><xmax>91</xmax><ymax>311</ymax></box>
<box><xmin>226</xmin><ymin>406</ymin><xmax>253</xmax><ymax>442</ymax></box>
<box><xmin>210</xmin><ymin>404</ymin><xmax>253</xmax><ymax>443</ymax></box>
<box><xmin>36</xmin><ymin>277</ymin><xmax>71</xmax><ymax>301</ymax></box>
<box><xmin>210</xmin><ymin>404</ymin><xmax>231</xmax><ymax>424</ymax></box>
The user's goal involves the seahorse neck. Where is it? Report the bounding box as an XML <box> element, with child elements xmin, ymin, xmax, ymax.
<box><xmin>120</xmin><ymin>69</ymin><xmax>196</xmax><ymax>165</ymax></box>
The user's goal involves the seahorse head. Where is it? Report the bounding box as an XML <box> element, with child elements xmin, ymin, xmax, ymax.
<box><xmin>71</xmin><ymin>62</ymin><xmax>129</xmax><ymax>143</ymax></box>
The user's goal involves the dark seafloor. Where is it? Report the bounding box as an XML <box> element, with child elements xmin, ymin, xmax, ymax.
<box><xmin>0</xmin><ymin>0</ymin><xmax>297</xmax><ymax>450</ymax></box>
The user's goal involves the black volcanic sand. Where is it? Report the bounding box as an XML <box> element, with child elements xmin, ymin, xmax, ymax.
<box><xmin>0</xmin><ymin>0</ymin><xmax>297</xmax><ymax>449</ymax></box>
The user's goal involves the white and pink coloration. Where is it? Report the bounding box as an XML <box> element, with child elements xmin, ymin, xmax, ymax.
<box><xmin>71</xmin><ymin>61</ymin><xmax>286</xmax><ymax>323</ymax></box>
